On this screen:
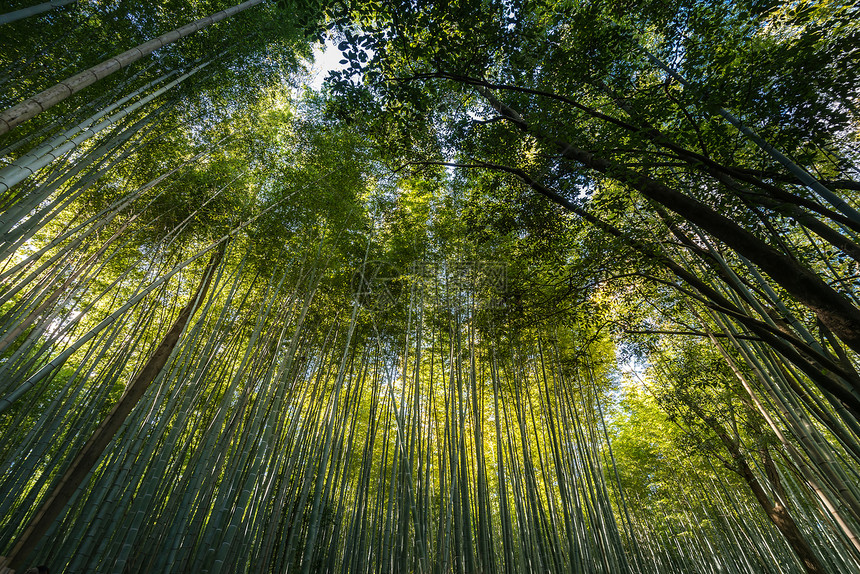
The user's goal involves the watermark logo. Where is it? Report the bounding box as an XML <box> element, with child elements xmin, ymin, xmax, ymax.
<box><xmin>350</xmin><ymin>260</ymin><xmax>403</xmax><ymax>311</ymax></box>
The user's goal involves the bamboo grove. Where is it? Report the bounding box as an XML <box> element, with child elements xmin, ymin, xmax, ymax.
<box><xmin>1</xmin><ymin>1</ymin><xmax>859</xmax><ymax>573</ymax></box>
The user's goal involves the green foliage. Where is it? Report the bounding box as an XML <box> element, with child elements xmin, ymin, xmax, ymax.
<box><xmin>1</xmin><ymin>1</ymin><xmax>860</xmax><ymax>573</ymax></box>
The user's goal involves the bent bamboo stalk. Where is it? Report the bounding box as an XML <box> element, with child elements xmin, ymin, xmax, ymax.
<box><xmin>0</xmin><ymin>0</ymin><xmax>263</xmax><ymax>136</ymax></box>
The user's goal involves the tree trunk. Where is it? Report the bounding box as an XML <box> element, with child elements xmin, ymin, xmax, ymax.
<box><xmin>737</xmin><ymin>453</ymin><xmax>825</xmax><ymax>574</ymax></box>
<box><xmin>0</xmin><ymin>69</ymin><xmax>189</xmax><ymax>196</ymax></box>
<box><xmin>0</xmin><ymin>0</ymin><xmax>262</xmax><ymax>135</ymax></box>
<box><xmin>685</xmin><ymin>397</ymin><xmax>826</xmax><ymax>574</ymax></box>
<box><xmin>0</xmin><ymin>0</ymin><xmax>76</xmax><ymax>26</ymax></box>
<box><xmin>1</xmin><ymin>243</ymin><xmax>226</xmax><ymax>571</ymax></box>
<box><xmin>0</xmin><ymin>211</ymin><xmax>140</xmax><ymax>353</ymax></box>
<box><xmin>638</xmin><ymin>44</ymin><xmax>860</xmax><ymax>227</ymax></box>
<box><xmin>480</xmin><ymin>90</ymin><xmax>860</xmax><ymax>357</ymax></box>
<box><xmin>709</xmin><ymin>328</ymin><xmax>860</xmax><ymax>555</ymax></box>
<box><xmin>431</xmin><ymin>158</ymin><xmax>860</xmax><ymax>416</ymax></box>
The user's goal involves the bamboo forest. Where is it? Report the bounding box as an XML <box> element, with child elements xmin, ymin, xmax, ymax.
<box><xmin>2</xmin><ymin>1</ymin><xmax>860</xmax><ymax>572</ymax></box>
